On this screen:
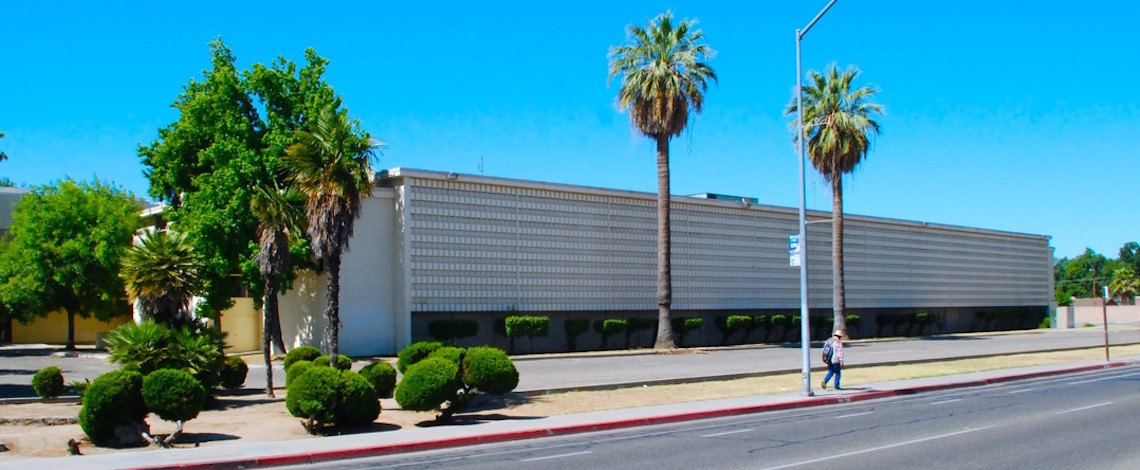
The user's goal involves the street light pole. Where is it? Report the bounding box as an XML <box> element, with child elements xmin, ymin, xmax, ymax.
<box><xmin>796</xmin><ymin>0</ymin><xmax>837</xmax><ymax>397</ymax></box>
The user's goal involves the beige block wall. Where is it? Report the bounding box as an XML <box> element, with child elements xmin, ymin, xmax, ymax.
<box><xmin>11</xmin><ymin>311</ymin><xmax>130</xmax><ymax>345</ymax></box>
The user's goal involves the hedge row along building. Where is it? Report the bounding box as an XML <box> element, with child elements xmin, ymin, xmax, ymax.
<box><xmin>267</xmin><ymin>168</ymin><xmax>1054</xmax><ymax>356</ymax></box>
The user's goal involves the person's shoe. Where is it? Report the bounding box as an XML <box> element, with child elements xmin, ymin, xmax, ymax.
<box><xmin>820</xmin><ymin>381</ymin><xmax>826</xmax><ymax>390</ymax></box>
<box><xmin>835</xmin><ymin>386</ymin><xmax>842</xmax><ymax>390</ymax></box>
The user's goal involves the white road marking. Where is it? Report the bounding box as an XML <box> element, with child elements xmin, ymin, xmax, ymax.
<box><xmin>701</xmin><ymin>429</ymin><xmax>753</xmax><ymax>438</ymax></box>
<box><xmin>1057</xmin><ymin>402</ymin><xmax>1114</xmax><ymax>415</ymax></box>
<box><xmin>1068</xmin><ymin>371</ymin><xmax>1140</xmax><ymax>385</ymax></box>
<box><xmin>931</xmin><ymin>398</ymin><xmax>962</xmax><ymax>405</ymax></box>
<box><xmin>834</xmin><ymin>412</ymin><xmax>873</xmax><ymax>419</ymax></box>
<box><xmin>1007</xmin><ymin>388</ymin><xmax>1035</xmax><ymax>394</ymax></box>
<box><xmin>756</xmin><ymin>426</ymin><xmax>997</xmax><ymax>470</ymax></box>
<box><xmin>519</xmin><ymin>451</ymin><xmax>593</xmax><ymax>462</ymax></box>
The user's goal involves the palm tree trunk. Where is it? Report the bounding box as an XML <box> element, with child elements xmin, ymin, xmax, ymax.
<box><xmin>654</xmin><ymin>135</ymin><xmax>676</xmax><ymax>349</ymax></box>
<box><xmin>831</xmin><ymin>173</ymin><xmax>846</xmax><ymax>331</ymax></box>
<box><xmin>326</xmin><ymin>252</ymin><xmax>341</xmax><ymax>364</ymax></box>
<box><xmin>263</xmin><ymin>278</ymin><xmax>278</xmax><ymax>398</ymax></box>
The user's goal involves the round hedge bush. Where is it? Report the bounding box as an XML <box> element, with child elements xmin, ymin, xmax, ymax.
<box><xmin>397</xmin><ymin>341</ymin><xmax>445</xmax><ymax>374</ymax></box>
<box><xmin>395</xmin><ymin>357</ymin><xmax>460</xmax><ymax>412</ymax></box>
<box><xmin>143</xmin><ymin>369</ymin><xmax>207</xmax><ymax>422</ymax></box>
<box><xmin>283</xmin><ymin>345</ymin><xmax>321</xmax><ymax>370</ymax></box>
<box><xmin>313</xmin><ymin>354</ymin><xmax>353</xmax><ymax>370</ymax></box>
<box><xmin>79</xmin><ymin>369</ymin><xmax>146</xmax><ymax>444</ymax></box>
<box><xmin>286</xmin><ymin>366</ymin><xmax>342</xmax><ymax>426</ymax></box>
<box><xmin>32</xmin><ymin>366</ymin><xmax>65</xmax><ymax>399</ymax></box>
<box><xmin>336</xmin><ymin>370</ymin><xmax>380</xmax><ymax>426</ymax></box>
<box><xmin>220</xmin><ymin>356</ymin><xmax>249</xmax><ymax>390</ymax></box>
<box><xmin>462</xmin><ymin>346</ymin><xmax>519</xmax><ymax>395</ymax></box>
<box><xmin>285</xmin><ymin>360</ymin><xmax>314</xmax><ymax>387</ymax></box>
<box><xmin>427</xmin><ymin>346</ymin><xmax>465</xmax><ymax>366</ymax></box>
<box><xmin>358</xmin><ymin>361</ymin><xmax>397</xmax><ymax>398</ymax></box>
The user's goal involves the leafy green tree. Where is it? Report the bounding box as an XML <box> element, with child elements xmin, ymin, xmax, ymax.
<box><xmin>0</xmin><ymin>179</ymin><xmax>139</xmax><ymax>349</ymax></box>
<box><xmin>1109</xmin><ymin>266</ymin><xmax>1140</xmax><ymax>303</ymax></box>
<box><xmin>138</xmin><ymin>40</ymin><xmax>338</xmax><ymax>318</ymax></box>
<box><xmin>785</xmin><ymin>64</ymin><xmax>883</xmax><ymax>330</ymax></box>
<box><xmin>120</xmin><ymin>230</ymin><xmax>203</xmax><ymax>327</ymax></box>
<box><xmin>250</xmin><ymin>182</ymin><xmax>305</xmax><ymax>397</ymax></box>
<box><xmin>1054</xmin><ymin>248</ymin><xmax>1117</xmax><ymax>304</ymax></box>
<box><xmin>0</xmin><ymin>130</ymin><xmax>14</xmax><ymax>187</ymax></box>
<box><xmin>608</xmin><ymin>11</ymin><xmax>717</xmax><ymax>349</ymax></box>
<box><xmin>285</xmin><ymin>102</ymin><xmax>383</xmax><ymax>366</ymax></box>
<box><xmin>1118</xmin><ymin>242</ymin><xmax>1140</xmax><ymax>272</ymax></box>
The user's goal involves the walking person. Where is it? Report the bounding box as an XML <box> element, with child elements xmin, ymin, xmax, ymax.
<box><xmin>821</xmin><ymin>329</ymin><xmax>845</xmax><ymax>390</ymax></box>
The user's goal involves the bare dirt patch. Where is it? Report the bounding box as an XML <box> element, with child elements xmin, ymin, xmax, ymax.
<box><xmin>2</xmin><ymin>345</ymin><xmax>1136</xmax><ymax>459</ymax></box>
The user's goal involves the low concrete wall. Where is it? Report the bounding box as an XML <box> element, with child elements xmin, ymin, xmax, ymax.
<box><xmin>1062</xmin><ymin>304</ymin><xmax>1140</xmax><ymax>327</ymax></box>
<box><xmin>11</xmin><ymin>311</ymin><xmax>130</xmax><ymax>345</ymax></box>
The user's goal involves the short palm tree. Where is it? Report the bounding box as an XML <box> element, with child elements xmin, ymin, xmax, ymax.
<box><xmin>785</xmin><ymin>64</ymin><xmax>883</xmax><ymax>330</ymax></box>
<box><xmin>250</xmin><ymin>182</ymin><xmax>303</xmax><ymax>397</ymax></box>
<box><xmin>609</xmin><ymin>11</ymin><xmax>716</xmax><ymax>349</ymax></box>
<box><xmin>284</xmin><ymin>102</ymin><xmax>383</xmax><ymax>365</ymax></box>
<box><xmin>120</xmin><ymin>230</ymin><xmax>203</xmax><ymax>328</ymax></box>
<box><xmin>1110</xmin><ymin>266</ymin><xmax>1140</xmax><ymax>303</ymax></box>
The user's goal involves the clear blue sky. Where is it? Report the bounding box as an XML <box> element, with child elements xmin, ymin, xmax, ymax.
<box><xmin>1</xmin><ymin>1</ymin><xmax>1136</xmax><ymax>260</ymax></box>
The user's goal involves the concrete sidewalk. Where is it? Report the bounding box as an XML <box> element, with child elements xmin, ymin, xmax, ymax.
<box><xmin>10</xmin><ymin>357</ymin><xmax>1132</xmax><ymax>470</ymax></box>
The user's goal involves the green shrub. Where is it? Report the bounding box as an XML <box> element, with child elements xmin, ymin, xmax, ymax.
<box><xmin>1039</xmin><ymin>317</ymin><xmax>1052</xmax><ymax>329</ymax></box>
<box><xmin>335</xmin><ymin>370</ymin><xmax>380</xmax><ymax>427</ymax></box>
<box><xmin>916</xmin><ymin>312</ymin><xmax>934</xmax><ymax>325</ymax></box>
<box><xmin>283</xmin><ymin>345</ymin><xmax>322</xmax><ymax>370</ymax></box>
<box><xmin>143</xmin><ymin>369</ymin><xmax>207</xmax><ymax>423</ymax></box>
<box><xmin>397</xmin><ymin>341</ymin><xmax>445</xmax><ymax>374</ymax></box>
<box><xmin>671</xmin><ymin>317</ymin><xmax>703</xmax><ymax>344</ymax></box>
<box><xmin>845</xmin><ymin>314</ymin><xmax>862</xmax><ymax>330</ymax></box>
<box><xmin>313</xmin><ymin>354</ymin><xmax>353</xmax><ymax>371</ymax></box>
<box><xmin>753</xmin><ymin>315</ymin><xmax>769</xmax><ymax>328</ymax></box>
<box><xmin>395</xmin><ymin>357</ymin><xmax>460</xmax><ymax>412</ymax></box>
<box><xmin>769</xmin><ymin>314</ymin><xmax>788</xmax><ymax>327</ymax></box>
<box><xmin>462</xmin><ymin>346</ymin><xmax>518</xmax><ymax>395</ymax></box>
<box><xmin>32</xmin><ymin>366</ymin><xmax>65</xmax><ymax>399</ymax></box>
<box><xmin>504</xmin><ymin>315</ymin><xmax>551</xmax><ymax>338</ymax></box>
<box><xmin>285</xmin><ymin>360</ymin><xmax>314</xmax><ymax>387</ymax></box>
<box><xmin>564</xmin><ymin>318</ymin><xmax>590</xmax><ymax>351</ymax></box>
<box><xmin>286</xmin><ymin>367</ymin><xmax>342</xmax><ymax>432</ymax></box>
<box><xmin>359</xmin><ymin>361</ymin><xmax>397</xmax><ymax>398</ymax></box>
<box><xmin>428</xmin><ymin>346</ymin><xmax>466</xmax><ymax>366</ymax></box>
<box><xmin>104</xmin><ymin>321</ymin><xmax>225</xmax><ymax>390</ymax></box>
<box><xmin>220</xmin><ymin>356</ymin><xmax>248</xmax><ymax>390</ymax></box>
<box><xmin>725</xmin><ymin>315</ymin><xmax>753</xmax><ymax>332</ymax></box>
<box><xmin>427</xmin><ymin>319</ymin><xmax>480</xmax><ymax>342</ymax></box>
<box><xmin>79</xmin><ymin>370</ymin><xmax>146</xmax><ymax>444</ymax></box>
<box><xmin>599</xmin><ymin>319</ymin><xmax>627</xmax><ymax>336</ymax></box>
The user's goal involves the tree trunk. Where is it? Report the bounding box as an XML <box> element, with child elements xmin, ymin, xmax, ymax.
<box><xmin>263</xmin><ymin>278</ymin><xmax>277</xmax><ymax>398</ymax></box>
<box><xmin>326</xmin><ymin>252</ymin><xmax>341</xmax><ymax>365</ymax></box>
<box><xmin>653</xmin><ymin>135</ymin><xmax>676</xmax><ymax>349</ymax></box>
<box><xmin>66</xmin><ymin>310</ymin><xmax>76</xmax><ymax>351</ymax></box>
<box><xmin>831</xmin><ymin>173</ymin><xmax>846</xmax><ymax>331</ymax></box>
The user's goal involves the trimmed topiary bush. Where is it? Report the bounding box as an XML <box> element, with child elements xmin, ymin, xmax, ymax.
<box><xmin>286</xmin><ymin>366</ymin><xmax>342</xmax><ymax>433</ymax></box>
<box><xmin>427</xmin><ymin>318</ymin><xmax>480</xmax><ymax>343</ymax></box>
<box><xmin>671</xmin><ymin>317</ymin><xmax>703</xmax><ymax>346</ymax></box>
<box><xmin>564</xmin><ymin>318</ymin><xmax>590</xmax><ymax>351</ymax></box>
<box><xmin>220</xmin><ymin>356</ymin><xmax>249</xmax><ymax>390</ymax></box>
<box><xmin>32</xmin><ymin>366</ymin><xmax>65</xmax><ymax>399</ymax></box>
<box><xmin>285</xmin><ymin>360</ymin><xmax>314</xmax><ymax>387</ymax></box>
<box><xmin>283</xmin><ymin>345</ymin><xmax>321</xmax><ymax>370</ymax></box>
<box><xmin>79</xmin><ymin>369</ymin><xmax>147</xmax><ymax>445</ymax></box>
<box><xmin>359</xmin><ymin>361</ymin><xmax>397</xmax><ymax>398</ymax></box>
<box><xmin>335</xmin><ymin>370</ymin><xmax>380</xmax><ymax>427</ymax></box>
<box><xmin>395</xmin><ymin>357</ymin><xmax>460</xmax><ymax>413</ymax></box>
<box><xmin>313</xmin><ymin>354</ymin><xmax>353</xmax><ymax>371</ymax></box>
<box><xmin>428</xmin><ymin>346</ymin><xmax>466</xmax><ymax>366</ymax></box>
<box><xmin>142</xmin><ymin>369</ymin><xmax>207</xmax><ymax>445</ymax></box>
<box><xmin>397</xmin><ymin>341</ymin><xmax>445</xmax><ymax>374</ymax></box>
<box><xmin>462</xmin><ymin>346</ymin><xmax>518</xmax><ymax>395</ymax></box>
<box><xmin>504</xmin><ymin>315</ymin><xmax>551</xmax><ymax>338</ymax></box>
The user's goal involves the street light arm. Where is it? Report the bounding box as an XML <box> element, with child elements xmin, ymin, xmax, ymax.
<box><xmin>799</xmin><ymin>0</ymin><xmax>838</xmax><ymax>40</ymax></box>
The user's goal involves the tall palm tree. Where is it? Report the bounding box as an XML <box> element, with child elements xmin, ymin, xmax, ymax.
<box><xmin>120</xmin><ymin>229</ymin><xmax>203</xmax><ymax>328</ymax></box>
<box><xmin>785</xmin><ymin>64</ymin><xmax>883</xmax><ymax>330</ymax></box>
<box><xmin>284</xmin><ymin>101</ymin><xmax>383</xmax><ymax>365</ymax></box>
<box><xmin>250</xmin><ymin>182</ymin><xmax>303</xmax><ymax>397</ymax></box>
<box><xmin>608</xmin><ymin>11</ymin><xmax>716</xmax><ymax>350</ymax></box>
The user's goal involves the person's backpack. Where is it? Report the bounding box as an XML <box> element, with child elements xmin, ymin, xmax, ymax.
<box><xmin>821</xmin><ymin>340</ymin><xmax>834</xmax><ymax>363</ymax></box>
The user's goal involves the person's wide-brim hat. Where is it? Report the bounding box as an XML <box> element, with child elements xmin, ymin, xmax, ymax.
<box><xmin>833</xmin><ymin>330</ymin><xmax>844</xmax><ymax>337</ymax></box>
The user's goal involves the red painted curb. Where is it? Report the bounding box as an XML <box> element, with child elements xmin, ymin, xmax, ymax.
<box><xmin>127</xmin><ymin>361</ymin><xmax>1128</xmax><ymax>470</ymax></box>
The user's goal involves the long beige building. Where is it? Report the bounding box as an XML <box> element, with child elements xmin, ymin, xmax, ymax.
<box><xmin>274</xmin><ymin>168</ymin><xmax>1054</xmax><ymax>356</ymax></box>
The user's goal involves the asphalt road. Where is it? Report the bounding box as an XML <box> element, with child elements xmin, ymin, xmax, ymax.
<box><xmin>288</xmin><ymin>365</ymin><xmax>1140</xmax><ymax>470</ymax></box>
<box><xmin>3</xmin><ymin>326</ymin><xmax>1139</xmax><ymax>400</ymax></box>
